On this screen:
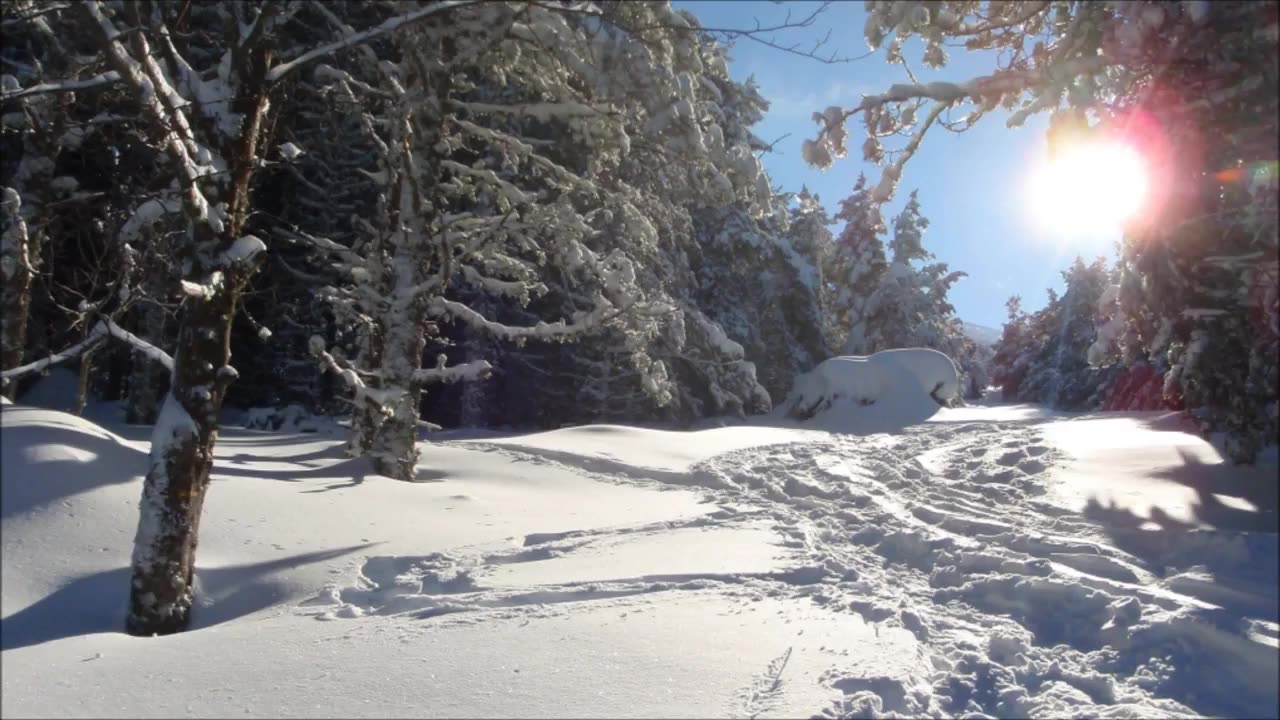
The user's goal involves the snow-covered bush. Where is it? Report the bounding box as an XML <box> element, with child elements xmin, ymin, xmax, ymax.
<box><xmin>783</xmin><ymin>349</ymin><xmax>956</xmax><ymax>431</ymax></box>
<box><xmin>870</xmin><ymin>348</ymin><xmax>961</xmax><ymax>405</ymax></box>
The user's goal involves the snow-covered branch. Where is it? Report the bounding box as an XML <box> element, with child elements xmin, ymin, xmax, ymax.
<box><xmin>429</xmin><ymin>296</ymin><xmax>623</xmax><ymax>341</ymax></box>
<box><xmin>266</xmin><ymin>0</ymin><xmax>481</xmax><ymax>83</ymax></box>
<box><xmin>307</xmin><ymin>335</ymin><xmax>366</xmax><ymax>391</ymax></box>
<box><xmin>0</xmin><ymin>323</ymin><xmax>107</xmax><ymax>384</ymax></box>
<box><xmin>275</xmin><ymin>228</ymin><xmax>365</xmax><ymax>267</ymax></box>
<box><xmin>451</xmin><ymin>99</ymin><xmax>606</xmax><ymax>120</ymax></box>
<box><xmin>0</xmin><ymin>70</ymin><xmax>122</xmax><ymax>102</ymax></box>
<box><xmin>101</xmin><ymin>318</ymin><xmax>174</xmax><ymax>372</ymax></box>
<box><xmin>413</xmin><ymin>355</ymin><xmax>493</xmax><ymax>385</ymax></box>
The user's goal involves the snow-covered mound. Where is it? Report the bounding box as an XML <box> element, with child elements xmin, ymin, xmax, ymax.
<box><xmin>871</xmin><ymin>347</ymin><xmax>962</xmax><ymax>403</ymax></box>
<box><xmin>783</xmin><ymin>349</ymin><xmax>960</xmax><ymax>431</ymax></box>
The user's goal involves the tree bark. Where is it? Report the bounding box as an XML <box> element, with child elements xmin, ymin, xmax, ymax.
<box><xmin>0</xmin><ymin>188</ymin><xmax>37</xmax><ymax>400</ymax></box>
<box><xmin>126</xmin><ymin>287</ymin><xmax>242</xmax><ymax>635</ymax></box>
<box><xmin>76</xmin><ymin>346</ymin><xmax>95</xmax><ymax>416</ymax></box>
<box><xmin>365</xmin><ymin>312</ymin><xmax>426</xmax><ymax>481</ymax></box>
<box><xmin>348</xmin><ymin>323</ymin><xmax>384</xmax><ymax>458</ymax></box>
<box><xmin>126</xmin><ymin>308</ymin><xmax>170</xmax><ymax>424</ymax></box>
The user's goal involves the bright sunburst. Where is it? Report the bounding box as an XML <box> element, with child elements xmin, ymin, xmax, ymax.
<box><xmin>1027</xmin><ymin>141</ymin><xmax>1148</xmax><ymax>240</ymax></box>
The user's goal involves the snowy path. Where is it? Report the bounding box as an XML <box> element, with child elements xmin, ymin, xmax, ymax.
<box><xmin>406</xmin><ymin>414</ymin><xmax>1278</xmax><ymax>718</ymax></box>
<box><xmin>2</xmin><ymin>404</ymin><xmax>1276</xmax><ymax>718</ymax></box>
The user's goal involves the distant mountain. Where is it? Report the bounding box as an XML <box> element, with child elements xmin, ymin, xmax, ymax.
<box><xmin>961</xmin><ymin>321</ymin><xmax>1002</xmax><ymax>347</ymax></box>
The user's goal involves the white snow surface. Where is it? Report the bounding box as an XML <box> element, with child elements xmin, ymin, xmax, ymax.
<box><xmin>2</xmin><ymin>398</ymin><xmax>1276</xmax><ymax>719</ymax></box>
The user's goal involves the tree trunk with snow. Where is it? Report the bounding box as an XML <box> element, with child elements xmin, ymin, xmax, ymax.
<box><xmin>126</xmin><ymin>301</ymin><xmax>170</xmax><ymax>424</ymax></box>
<box><xmin>126</xmin><ymin>283</ymin><xmax>245</xmax><ymax>635</ymax></box>
<box><xmin>76</xmin><ymin>347</ymin><xmax>95</xmax><ymax>416</ymax></box>
<box><xmin>366</xmin><ymin>311</ymin><xmax>427</xmax><ymax>481</ymax></box>
<box><xmin>87</xmin><ymin>0</ymin><xmax>275</xmax><ymax>634</ymax></box>
<box><xmin>0</xmin><ymin>189</ymin><xmax>36</xmax><ymax>400</ymax></box>
<box><xmin>347</xmin><ymin>323</ymin><xmax>383</xmax><ymax>459</ymax></box>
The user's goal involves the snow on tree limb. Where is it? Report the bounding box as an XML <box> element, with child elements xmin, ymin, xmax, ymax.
<box><xmin>275</xmin><ymin>228</ymin><xmax>366</xmax><ymax>267</ymax></box>
<box><xmin>0</xmin><ymin>70</ymin><xmax>122</xmax><ymax>102</ymax></box>
<box><xmin>0</xmin><ymin>323</ymin><xmax>108</xmax><ymax>384</ymax></box>
<box><xmin>413</xmin><ymin>355</ymin><xmax>493</xmax><ymax>385</ymax></box>
<box><xmin>218</xmin><ymin>235</ymin><xmax>267</xmax><ymax>268</ymax></box>
<box><xmin>81</xmin><ymin>0</ymin><xmax>224</xmax><ymax>235</ymax></box>
<box><xmin>101</xmin><ymin>318</ymin><xmax>174</xmax><ymax>372</ymax></box>
<box><xmin>1</xmin><ymin>313</ymin><xmax>176</xmax><ymax>386</ymax></box>
<box><xmin>265</xmin><ymin>0</ymin><xmax>482</xmax><ymax>83</ymax></box>
<box><xmin>428</xmin><ymin>296</ymin><xmax>623</xmax><ymax>341</ymax></box>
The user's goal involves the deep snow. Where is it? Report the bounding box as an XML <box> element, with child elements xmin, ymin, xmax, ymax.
<box><xmin>1</xmin><ymin>389</ymin><xmax>1276</xmax><ymax>718</ymax></box>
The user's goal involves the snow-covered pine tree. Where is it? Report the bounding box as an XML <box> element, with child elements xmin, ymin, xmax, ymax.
<box><xmin>301</xmin><ymin>2</ymin><xmax>668</xmax><ymax>478</ymax></box>
<box><xmin>786</xmin><ymin>186</ymin><xmax>838</xmax><ymax>350</ymax></box>
<box><xmin>1009</xmin><ymin>257</ymin><xmax>1119</xmax><ymax>409</ymax></box>
<box><xmin>825</xmin><ymin>173</ymin><xmax>887</xmax><ymax>356</ymax></box>
<box><xmin>692</xmin><ymin>203</ymin><xmax>826</xmax><ymax>404</ymax></box>
<box><xmin>844</xmin><ymin>190</ymin><xmax>969</xmax><ymax>361</ymax></box>
<box><xmin>993</xmin><ymin>296</ymin><xmax>1032</xmax><ymax>401</ymax></box>
<box><xmin>463</xmin><ymin>3</ymin><xmax>789</xmax><ymax>427</ymax></box>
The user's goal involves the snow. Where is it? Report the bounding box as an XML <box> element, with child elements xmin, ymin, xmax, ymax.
<box><xmin>278</xmin><ymin>142</ymin><xmax>304</xmax><ymax>160</ymax></box>
<box><xmin>781</xmin><ymin>349</ymin><xmax>961</xmax><ymax>432</ymax></box>
<box><xmin>219</xmin><ymin>235</ymin><xmax>267</xmax><ymax>266</ymax></box>
<box><xmin>3</xmin><ymin>397</ymin><xmax>1277</xmax><ymax>718</ymax></box>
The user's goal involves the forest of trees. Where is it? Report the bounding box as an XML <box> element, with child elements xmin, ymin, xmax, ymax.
<box><xmin>0</xmin><ymin>0</ymin><xmax>988</xmax><ymax>636</ymax></box>
<box><xmin>1</xmin><ymin>0</ymin><xmax>1274</xmax><ymax>637</ymax></box>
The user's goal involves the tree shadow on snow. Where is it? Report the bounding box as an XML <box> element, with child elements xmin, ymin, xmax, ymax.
<box><xmin>0</xmin><ymin>419</ymin><xmax>147</xmax><ymax>520</ymax></box>
<box><xmin>209</xmin><ymin>456</ymin><xmax>375</xmax><ymax>485</ymax></box>
<box><xmin>1083</xmin><ymin>451</ymin><xmax>1279</xmax><ymax>623</ymax></box>
<box><xmin>0</xmin><ymin>544</ymin><xmax>373</xmax><ymax>651</ymax></box>
<box><xmin>223</xmin><ymin>440</ymin><xmax>350</xmax><ymax>466</ymax></box>
<box><xmin>1150</xmin><ymin>448</ymin><xmax>1279</xmax><ymax>533</ymax></box>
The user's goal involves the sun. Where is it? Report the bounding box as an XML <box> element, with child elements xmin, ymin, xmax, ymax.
<box><xmin>1027</xmin><ymin>141</ymin><xmax>1148</xmax><ymax>241</ymax></box>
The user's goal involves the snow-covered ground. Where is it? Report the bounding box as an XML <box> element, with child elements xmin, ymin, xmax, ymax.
<box><xmin>2</xmin><ymin>392</ymin><xmax>1276</xmax><ymax>718</ymax></box>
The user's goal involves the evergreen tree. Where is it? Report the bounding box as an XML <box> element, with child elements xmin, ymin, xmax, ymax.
<box><xmin>825</xmin><ymin>174</ymin><xmax>887</xmax><ymax>355</ymax></box>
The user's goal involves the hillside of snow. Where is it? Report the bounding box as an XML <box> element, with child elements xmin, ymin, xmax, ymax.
<box><xmin>2</xmin><ymin>398</ymin><xmax>1276</xmax><ymax>718</ymax></box>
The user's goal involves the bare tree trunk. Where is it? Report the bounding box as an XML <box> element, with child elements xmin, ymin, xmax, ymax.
<box><xmin>0</xmin><ymin>189</ymin><xmax>37</xmax><ymax>400</ymax></box>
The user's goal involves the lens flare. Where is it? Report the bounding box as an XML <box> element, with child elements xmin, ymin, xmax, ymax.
<box><xmin>1027</xmin><ymin>141</ymin><xmax>1149</xmax><ymax>241</ymax></box>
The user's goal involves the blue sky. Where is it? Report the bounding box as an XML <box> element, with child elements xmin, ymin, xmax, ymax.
<box><xmin>675</xmin><ymin>1</ymin><xmax>1121</xmax><ymax>329</ymax></box>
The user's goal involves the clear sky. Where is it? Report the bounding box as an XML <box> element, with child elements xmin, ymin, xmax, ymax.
<box><xmin>675</xmin><ymin>0</ymin><xmax>1122</xmax><ymax>329</ymax></box>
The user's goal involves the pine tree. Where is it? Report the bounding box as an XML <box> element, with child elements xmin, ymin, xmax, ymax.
<box><xmin>825</xmin><ymin>174</ymin><xmax>887</xmax><ymax>355</ymax></box>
